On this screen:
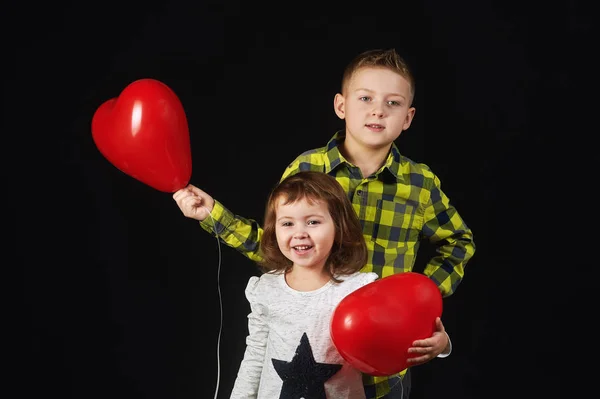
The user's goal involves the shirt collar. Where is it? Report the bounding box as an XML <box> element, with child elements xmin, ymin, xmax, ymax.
<box><xmin>323</xmin><ymin>131</ymin><xmax>346</xmax><ymax>174</ymax></box>
<box><xmin>324</xmin><ymin>131</ymin><xmax>403</xmax><ymax>180</ymax></box>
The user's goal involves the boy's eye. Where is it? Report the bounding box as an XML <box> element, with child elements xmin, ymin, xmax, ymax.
<box><xmin>359</xmin><ymin>96</ymin><xmax>371</xmax><ymax>102</ymax></box>
<box><xmin>388</xmin><ymin>100</ymin><xmax>400</xmax><ymax>106</ymax></box>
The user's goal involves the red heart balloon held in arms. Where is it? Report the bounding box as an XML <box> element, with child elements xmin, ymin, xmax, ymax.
<box><xmin>330</xmin><ymin>272</ymin><xmax>443</xmax><ymax>376</ymax></box>
<box><xmin>91</xmin><ymin>79</ymin><xmax>192</xmax><ymax>192</ymax></box>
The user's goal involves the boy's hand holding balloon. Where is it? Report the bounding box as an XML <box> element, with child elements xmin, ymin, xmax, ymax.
<box><xmin>406</xmin><ymin>317</ymin><xmax>449</xmax><ymax>366</ymax></box>
<box><xmin>172</xmin><ymin>184</ymin><xmax>215</xmax><ymax>221</ymax></box>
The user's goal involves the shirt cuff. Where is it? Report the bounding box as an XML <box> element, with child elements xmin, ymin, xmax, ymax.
<box><xmin>199</xmin><ymin>200</ymin><xmax>235</xmax><ymax>236</ymax></box>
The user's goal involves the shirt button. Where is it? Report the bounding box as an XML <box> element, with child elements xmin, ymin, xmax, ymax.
<box><xmin>357</xmin><ymin>190</ymin><xmax>363</xmax><ymax>196</ymax></box>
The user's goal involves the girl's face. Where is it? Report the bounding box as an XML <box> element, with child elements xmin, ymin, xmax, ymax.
<box><xmin>274</xmin><ymin>196</ymin><xmax>335</xmax><ymax>271</ymax></box>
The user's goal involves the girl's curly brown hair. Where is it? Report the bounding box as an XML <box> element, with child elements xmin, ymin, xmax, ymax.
<box><xmin>258</xmin><ymin>171</ymin><xmax>367</xmax><ymax>283</ymax></box>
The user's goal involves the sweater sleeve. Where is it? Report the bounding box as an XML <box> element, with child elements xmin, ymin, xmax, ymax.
<box><xmin>230</xmin><ymin>277</ymin><xmax>269</xmax><ymax>399</ymax></box>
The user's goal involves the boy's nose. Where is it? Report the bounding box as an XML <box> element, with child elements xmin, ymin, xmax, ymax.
<box><xmin>371</xmin><ymin>106</ymin><xmax>384</xmax><ymax>118</ymax></box>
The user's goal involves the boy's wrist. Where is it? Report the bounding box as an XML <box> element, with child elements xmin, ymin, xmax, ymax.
<box><xmin>437</xmin><ymin>332</ymin><xmax>452</xmax><ymax>358</ymax></box>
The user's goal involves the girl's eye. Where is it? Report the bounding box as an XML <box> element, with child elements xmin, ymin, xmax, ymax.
<box><xmin>388</xmin><ymin>100</ymin><xmax>400</xmax><ymax>106</ymax></box>
<box><xmin>281</xmin><ymin>222</ymin><xmax>292</xmax><ymax>227</ymax></box>
<box><xmin>307</xmin><ymin>220</ymin><xmax>320</xmax><ymax>226</ymax></box>
<box><xmin>359</xmin><ymin>96</ymin><xmax>371</xmax><ymax>102</ymax></box>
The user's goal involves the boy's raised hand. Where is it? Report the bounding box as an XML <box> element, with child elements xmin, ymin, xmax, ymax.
<box><xmin>173</xmin><ymin>184</ymin><xmax>215</xmax><ymax>221</ymax></box>
<box><xmin>406</xmin><ymin>317</ymin><xmax>450</xmax><ymax>366</ymax></box>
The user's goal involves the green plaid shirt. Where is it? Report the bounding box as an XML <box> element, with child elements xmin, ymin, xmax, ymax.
<box><xmin>200</xmin><ymin>131</ymin><xmax>476</xmax><ymax>398</ymax></box>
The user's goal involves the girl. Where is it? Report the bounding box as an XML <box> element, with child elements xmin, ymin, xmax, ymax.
<box><xmin>230</xmin><ymin>171</ymin><xmax>377</xmax><ymax>399</ymax></box>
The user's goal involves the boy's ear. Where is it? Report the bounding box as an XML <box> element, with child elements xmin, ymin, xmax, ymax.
<box><xmin>403</xmin><ymin>107</ymin><xmax>416</xmax><ymax>130</ymax></box>
<box><xmin>333</xmin><ymin>93</ymin><xmax>345</xmax><ymax>120</ymax></box>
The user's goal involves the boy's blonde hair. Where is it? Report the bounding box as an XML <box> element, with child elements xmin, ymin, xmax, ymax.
<box><xmin>258</xmin><ymin>171</ymin><xmax>367</xmax><ymax>282</ymax></box>
<box><xmin>341</xmin><ymin>48</ymin><xmax>416</xmax><ymax>104</ymax></box>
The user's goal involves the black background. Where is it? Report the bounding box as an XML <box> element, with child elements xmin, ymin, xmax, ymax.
<box><xmin>8</xmin><ymin>0</ymin><xmax>581</xmax><ymax>397</ymax></box>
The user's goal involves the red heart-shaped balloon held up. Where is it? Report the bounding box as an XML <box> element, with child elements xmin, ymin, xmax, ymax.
<box><xmin>91</xmin><ymin>79</ymin><xmax>192</xmax><ymax>192</ymax></box>
<box><xmin>330</xmin><ymin>272</ymin><xmax>443</xmax><ymax>376</ymax></box>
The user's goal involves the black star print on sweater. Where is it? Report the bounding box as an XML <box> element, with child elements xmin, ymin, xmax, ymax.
<box><xmin>272</xmin><ymin>332</ymin><xmax>342</xmax><ymax>399</ymax></box>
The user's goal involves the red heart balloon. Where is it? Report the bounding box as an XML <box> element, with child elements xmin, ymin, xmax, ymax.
<box><xmin>330</xmin><ymin>272</ymin><xmax>443</xmax><ymax>376</ymax></box>
<box><xmin>91</xmin><ymin>79</ymin><xmax>192</xmax><ymax>192</ymax></box>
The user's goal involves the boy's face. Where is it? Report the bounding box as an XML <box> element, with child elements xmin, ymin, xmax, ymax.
<box><xmin>334</xmin><ymin>67</ymin><xmax>415</xmax><ymax>152</ymax></box>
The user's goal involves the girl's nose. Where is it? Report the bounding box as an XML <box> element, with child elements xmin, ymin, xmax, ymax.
<box><xmin>293</xmin><ymin>231</ymin><xmax>308</xmax><ymax>239</ymax></box>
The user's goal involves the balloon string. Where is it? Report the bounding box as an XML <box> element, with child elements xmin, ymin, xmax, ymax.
<box><xmin>394</xmin><ymin>375</ymin><xmax>404</xmax><ymax>399</ymax></box>
<box><xmin>374</xmin><ymin>375</ymin><xmax>403</xmax><ymax>399</ymax></box>
<box><xmin>203</xmin><ymin>207</ymin><xmax>223</xmax><ymax>399</ymax></box>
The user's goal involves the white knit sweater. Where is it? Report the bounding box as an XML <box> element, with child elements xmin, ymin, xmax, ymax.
<box><xmin>230</xmin><ymin>271</ymin><xmax>378</xmax><ymax>399</ymax></box>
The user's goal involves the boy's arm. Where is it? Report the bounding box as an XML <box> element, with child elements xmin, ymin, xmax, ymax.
<box><xmin>191</xmin><ymin>158</ymin><xmax>306</xmax><ymax>263</ymax></box>
<box><xmin>421</xmin><ymin>174</ymin><xmax>476</xmax><ymax>297</ymax></box>
<box><xmin>173</xmin><ymin>184</ymin><xmax>264</xmax><ymax>262</ymax></box>
<box><xmin>199</xmin><ymin>199</ymin><xmax>264</xmax><ymax>263</ymax></box>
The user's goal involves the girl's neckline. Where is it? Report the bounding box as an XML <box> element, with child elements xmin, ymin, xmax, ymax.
<box><xmin>279</xmin><ymin>273</ymin><xmax>334</xmax><ymax>296</ymax></box>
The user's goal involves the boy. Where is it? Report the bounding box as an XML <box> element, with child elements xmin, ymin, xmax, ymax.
<box><xmin>173</xmin><ymin>48</ymin><xmax>476</xmax><ymax>398</ymax></box>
